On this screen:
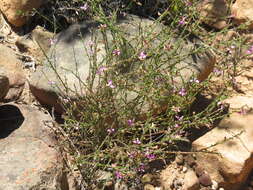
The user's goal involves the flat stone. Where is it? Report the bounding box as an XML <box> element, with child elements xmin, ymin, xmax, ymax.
<box><xmin>182</xmin><ymin>169</ymin><xmax>200</xmax><ymax>190</ymax></box>
<box><xmin>0</xmin><ymin>104</ymin><xmax>67</xmax><ymax>190</ymax></box>
<box><xmin>0</xmin><ymin>45</ymin><xmax>25</xmax><ymax>101</ymax></box>
<box><xmin>29</xmin><ymin>14</ymin><xmax>216</xmax><ymax>114</ymax></box>
<box><xmin>192</xmin><ymin>113</ymin><xmax>253</xmax><ymax>190</ymax></box>
<box><xmin>232</xmin><ymin>0</ymin><xmax>253</xmax><ymax>29</ymax></box>
<box><xmin>198</xmin><ymin>0</ymin><xmax>229</xmax><ymax>29</ymax></box>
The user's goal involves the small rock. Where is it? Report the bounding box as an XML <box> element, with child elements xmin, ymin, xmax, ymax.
<box><xmin>0</xmin><ymin>0</ymin><xmax>43</xmax><ymax>27</ymax></box>
<box><xmin>232</xmin><ymin>0</ymin><xmax>253</xmax><ymax>29</ymax></box>
<box><xmin>182</xmin><ymin>169</ymin><xmax>200</xmax><ymax>190</ymax></box>
<box><xmin>199</xmin><ymin>173</ymin><xmax>213</xmax><ymax>187</ymax></box>
<box><xmin>176</xmin><ymin>154</ymin><xmax>184</xmax><ymax>165</ymax></box>
<box><xmin>144</xmin><ymin>184</ymin><xmax>155</xmax><ymax>190</ymax></box>
<box><xmin>115</xmin><ymin>181</ymin><xmax>128</xmax><ymax>190</ymax></box>
<box><xmin>0</xmin><ymin>45</ymin><xmax>25</xmax><ymax>101</ymax></box>
<box><xmin>194</xmin><ymin>165</ymin><xmax>205</xmax><ymax>177</ymax></box>
<box><xmin>183</xmin><ymin>166</ymin><xmax>188</xmax><ymax>173</ymax></box>
<box><xmin>142</xmin><ymin>174</ymin><xmax>153</xmax><ymax>183</ymax></box>
<box><xmin>185</xmin><ymin>155</ymin><xmax>196</xmax><ymax>167</ymax></box>
<box><xmin>211</xmin><ymin>180</ymin><xmax>218</xmax><ymax>190</ymax></box>
<box><xmin>218</xmin><ymin>188</ymin><xmax>224</xmax><ymax>190</ymax></box>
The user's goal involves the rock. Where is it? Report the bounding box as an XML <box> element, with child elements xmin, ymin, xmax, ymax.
<box><xmin>182</xmin><ymin>169</ymin><xmax>200</xmax><ymax>190</ymax></box>
<box><xmin>211</xmin><ymin>180</ymin><xmax>218</xmax><ymax>190</ymax></box>
<box><xmin>29</xmin><ymin>14</ymin><xmax>216</xmax><ymax>114</ymax></box>
<box><xmin>232</xmin><ymin>0</ymin><xmax>253</xmax><ymax>29</ymax></box>
<box><xmin>192</xmin><ymin>113</ymin><xmax>253</xmax><ymax>190</ymax></box>
<box><xmin>0</xmin><ymin>0</ymin><xmax>43</xmax><ymax>27</ymax></box>
<box><xmin>0</xmin><ymin>103</ymin><xmax>67</xmax><ymax>189</ymax></box>
<box><xmin>176</xmin><ymin>154</ymin><xmax>185</xmax><ymax>165</ymax></box>
<box><xmin>144</xmin><ymin>184</ymin><xmax>155</xmax><ymax>190</ymax></box>
<box><xmin>160</xmin><ymin>164</ymin><xmax>184</xmax><ymax>190</ymax></box>
<box><xmin>0</xmin><ymin>45</ymin><xmax>25</xmax><ymax>101</ymax></box>
<box><xmin>0</xmin><ymin>73</ymin><xmax>9</xmax><ymax>99</ymax></box>
<box><xmin>198</xmin><ymin>0</ymin><xmax>229</xmax><ymax>29</ymax></box>
<box><xmin>142</xmin><ymin>174</ymin><xmax>153</xmax><ymax>183</ymax></box>
<box><xmin>16</xmin><ymin>26</ymin><xmax>54</xmax><ymax>61</ymax></box>
<box><xmin>199</xmin><ymin>173</ymin><xmax>212</xmax><ymax>187</ymax></box>
<box><xmin>115</xmin><ymin>181</ymin><xmax>128</xmax><ymax>190</ymax></box>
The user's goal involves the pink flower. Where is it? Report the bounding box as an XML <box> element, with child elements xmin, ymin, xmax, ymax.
<box><xmin>113</xmin><ymin>49</ymin><xmax>121</xmax><ymax>56</ymax></box>
<box><xmin>115</xmin><ymin>171</ymin><xmax>123</xmax><ymax>179</ymax></box>
<box><xmin>145</xmin><ymin>153</ymin><xmax>156</xmax><ymax>160</ymax></box>
<box><xmin>127</xmin><ymin>119</ymin><xmax>134</xmax><ymax>126</ymax></box>
<box><xmin>107</xmin><ymin>128</ymin><xmax>115</xmax><ymax>134</ymax></box>
<box><xmin>48</xmin><ymin>81</ymin><xmax>56</xmax><ymax>85</ymax></box>
<box><xmin>128</xmin><ymin>151</ymin><xmax>137</xmax><ymax>158</ymax></box>
<box><xmin>246</xmin><ymin>46</ymin><xmax>253</xmax><ymax>54</ymax></box>
<box><xmin>137</xmin><ymin>163</ymin><xmax>145</xmax><ymax>172</ymax></box>
<box><xmin>178</xmin><ymin>88</ymin><xmax>187</xmax><ymax>96</ymax></box>
<box><xmin>49</xmin><ymin>38</ymin><xmax>56</xmax><ymax>45</ymax></box>
<box><xmin>107</xmin><ymin>80</ymin><xmax>115</xmax><ymax>88</ymax></box>
<box><xmin>80</xmin><ymin>3</ymin><xmax>88</xmax><ymax>10</ymax></box>
<box><xmin>175</xmin><ymin>115</ymin><xmax>184</xmax><ymax>121</ymax></box>
<box><xmin>133</xmin><ymin>138</ymin><xmax>141</xmax><ymax>145</ymax></box>
<box><xmin>96</xmin><ymin>66</ymin><xmax>107</xmax><ymax>75</ymax></box>
<box><xmin>138</xmin><ymin>51</ymin><xmax>147</xmax><ymax>60</ymax></box>
<box><xmin>179</xmin><ymin>16</ymin><xmax>187</xmax><ymax>25</ymax></box>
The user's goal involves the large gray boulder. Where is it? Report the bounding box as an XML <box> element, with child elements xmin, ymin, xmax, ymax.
<box><xmin>0</xmin><ymin>104</ymin><xmax>67</xmax><ymax>190</ymax></box>
<box><xmin>29</xmin><ymin>15</ymin><xmax>216</xmax><ymax>113</ymax></box>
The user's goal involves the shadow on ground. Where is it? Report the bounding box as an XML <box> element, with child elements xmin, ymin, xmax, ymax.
<box><xmin>0</xmin><ymin>104</ymin><xmax>24</xmax><ymax>138</ymax></box>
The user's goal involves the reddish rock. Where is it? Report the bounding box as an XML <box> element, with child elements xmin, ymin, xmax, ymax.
<box><xmin>0</xmin><ymin>104</ymin><xmax>67</xmax><ymax>189</ymax></box>
<box><xmin>232</xmin><ymin>0</ymin><xmax>253</xmax><ymax>29</ymax></box>
<box><xmin>0</xmin><ymin>0</ymin><xmax>43</xmax><ymax>27</ymax></box>
<box><xmin>0</xmin><ymin>44</ymin><xmax>25</xmax><ymax>101</ymax></box>
<box><xmin>193</xmin><ymin>113</ymin><xmax>253</xmax><ymax>190</ymax></box>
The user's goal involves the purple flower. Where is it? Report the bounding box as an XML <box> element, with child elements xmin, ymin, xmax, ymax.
<box><xmin>128</xmin><ymin>151</ymin><xmax>137</xmax><ymax>158</ymax></box>
<box><xmin>107</xmin><ymin>80</ymin><xmax>115</xmax><ymax>88</ymax></box>
<box><xmin>185</xmin><ymin>0</ymin><xmax>192</xmax><ymax>6</ymax></box>
<box><xmin>247</xmin><ymin>46</ymin><xmax>253</xmax><ymax>54</ymax></box>
<box><xmin>80</xmin><ymin>3</ymin><xmax>88</xmax><ymax>10</ymax></box>
<box><xmin>137</xmin><ymin>163</ymin><xmax>145</xmax><ymax>172</ymax></box>
<box><xmin>133</xmin><ymin>138</ymin><xmax>141</xmax><ymax>145</ymax></box>
<box><xmin>175</xmin><ymin>115</ymin><xmax>184</xmax><ymax>121</ymax></box>
<box><xmin>48</xmin><ymin>81</ymin><xmax>56</xmax><ymax>85</ymax></box>
<box><xmin>179</xmin><ymin>16</ymin><xmax>187</xmax><ymax>25</ymax></box>
<box><xmin>107</xmin><ymin>128</ymin><xmax>115</xmax><ymax>134</ymax></box>
<box><xmin>145</xmin><ymin>153</ymin><xmax>156</xmax><ymax>160</ymax></box>
<box><xmin>174</xmin><ymin>123</ymin><xmax>180</xmax><ymax>128</ymax></box>
<box><xmin>96</xmin><ymin>66</ymin><xmax>107</xmax><ymax>75</ymax></box>
<box><xmin>113</xmin><ymin>49</ymin><xmax>121</xmax><ymax>56</ymax></box>
<box><xmin>178</xmin><ymin>88</ymin><xmax>187</xmax><ymax>96</ymax></box>
<box><xmin>115</xmin><ymin>171</ymin><xmax>123</xmax><ymax>179</ymax></box>
<box><xmin>190</xmin><ymin>78</ymin><xmax>200</xmax><ymax>83</ymax></box>
<box><xmin>49</xmin><ymin>38</ymin><xmax>56</xmax><ymax>45</ymax></box>
<box><xmin>138</xmin><ymin>51</ymin><xmax>147</xmax><ymax>60</ymax></box>
<box><xmin>127</xmin><ymin>119</ymin><xmax>134</xmax><ymax>126</ymax></box>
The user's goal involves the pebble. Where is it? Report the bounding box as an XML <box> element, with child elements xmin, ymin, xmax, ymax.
<box><xmin>194</xmin><ymin>165</ymin><xmax>205</xmax><ymax>177</ymax></box>
<box><xmin>211</xmin><ymin>180</ymin><xmax>218</xmax><ymax>190</ymax></box>
<box><xmin>182</xmin><ymin>166</ymin><xmax>188</xmax><ymax>173</ymax></box>
<box><xmin>144</xmin><ymin>184</ymin><xmax>155</xmax><ymax>190</ymax></box>
<box><xmin>141</xmin><ymin>174</ymin><xmax>153</xmax><ymax>183</ymax></box>
<box><xmin>218</xmin><ymin>188</ymin><xmax>224</xmax><ymax>190</ymax></box>
<box><xmin>175</xmin><ymin>154</ymin><xmax>184</xmax><ymax>165</ymax></box>
<box><xmin>199</xmin><ymin>173</ymin><xmax>213</xmax><ymax>187</ymax></box>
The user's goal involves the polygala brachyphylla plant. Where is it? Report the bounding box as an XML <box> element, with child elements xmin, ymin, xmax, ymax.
<box><xmin>40</xmin><ymin>0</ymin><xmax>244</xmax><ymax>189</ymax></box>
